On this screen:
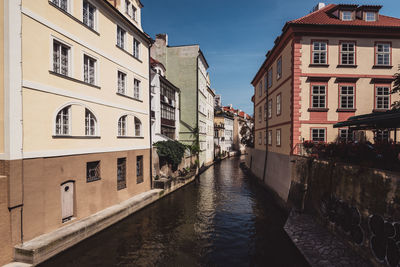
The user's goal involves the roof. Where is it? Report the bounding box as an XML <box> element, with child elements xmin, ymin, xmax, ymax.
<box><xmin>150</xmin><ymin>57</ymin><xmax>166</xmax><ymax>70</ymax></box>
<box><xmin>333</xmin><ymin>110</ymin><xmax>400</xmax><ymax>130</ymax></box>
<box><xmin>288</xmin><ymin>4</ymin><xmax>400</xmax><ymax>28</ymax></box>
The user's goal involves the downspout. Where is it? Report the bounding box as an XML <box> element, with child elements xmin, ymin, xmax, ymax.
<box><xmin>148</xmin><ymin>42</ymin><xmax>153</xmax><ymax>189</ymax></box>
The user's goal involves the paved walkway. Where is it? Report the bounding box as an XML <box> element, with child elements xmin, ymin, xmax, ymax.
<box><xmin>284</xmin><ymin>211</ymin><xmax>372</xmax><ymax>267</ymax></box>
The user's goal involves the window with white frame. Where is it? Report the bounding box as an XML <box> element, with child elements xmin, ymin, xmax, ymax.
<box><xmin>376</xmin><ymin>86</ymin><xmax>390</xmax><ymax>110</ymax></box>
<box><xmin>276</xmin><ymin>94</ymin><xmax>281</xmax><ymax>115</ymax></box>
<box><xmin>134</xmin><ymin>79</ymin><xmax>141</xmax><ymax>100</ymax></box>
<box><xmin>132</xmin><ymin>5</ymin><xmax>137</xmax><ymax>21</ymax></box>
<box><xmin>339</xmin><ymin>85</ymin><xmax>354</xmax><ymax>109</ymax></box>
<box><xmin>268</xmin><ymin>130</ymin><xmax>272</xmax><ymax>145</ymax></box>
<box><xmin>258</xmin><ymin>106</ymin><xmax>262</xmax><ymax>123</ymax></box>
<box><xmin>339</xmin><ymin>129</ymin><xmax>353</xmax><ymax>143</ymax></box>
<box><xmin>311</xmin><ymin>85</ymin><xmax>326</xmax><ymax>108</ymax></box>
<box><xmin>117</xmin><ymin>26</ymin><xmax>126</xmax><ymax>49</ymax></box>
<box><xmin>277</xmin><ymin>57</ymin><xmax>282</xmax><ymax>79</ymax></box>
<box><xmin>258</xmin><ymin>132</ymin><xmax>262</xmax><ymax>145</ymax></box>
<box><xmin>268</xmin><ymin>99</ymin><xmax>272</xmax><ymax>118</ymax></box>
<box><xmin>53</xmin><ymin>40</ymin><xmax>70</xmax><ymax>76</ymax></box>
<box><xmin>52</xmin><ymin>0</ymin><xmax>68</xmax><ymax>12</ymax></box>
<box><xmin>311</xmin><ymin>128</ymin><xmax>326</xmax><ymax>142</ymax></box>
<box><xmin>376</xmin><ymin>43</ymin><xmax>391</xmax><ymax>66</ymax></box>
<box><xmin>365</xmin><ymin>12</ymin><xmax>376</xmax><ymax>21</ymax></box>
<box><xmin>118</xmin><ymin>116</ymin><xmax>127</xmax><ymax>136</ymax></box>
<box><xmin>341</xmin><ymin>11</ymin><xmax>352</xmax><ymax>21</ymax></box>
<box><xmin>312</xmin><ymin>41</ymin><xmax>327</xmax><ymax>64</ymax></box>
<box><xmin>135</xmin><ymin>117</ymin><xmax>142</xmax><ymax>136</ymax></box>
<box><xmin>133</xmin><ymin>39</ymin><xmax>140</xmax><ymax>59</ymax></box>
<box><xmin>55</xmin><ymin>106</ymin><xmax>70</xmax><ymax>135</ymax></box>
<box><xmin>84</xmin><ymin>55</ymin><xmax>96</xmax><ymax>85</ymax></box>
<box><xmin>340</xmin><ymin>42</ymin><xmax>355</xmax><ymax>65</ymax></box>
<box><xmin>83</xmin><ymin>1</ymin><xmax>96</xmax><ymax>29</ymax></box>
<box><xmin>268</xmin><ymin>68</ymin><xmax>273</xmax><ymax>88</ymax></box>
<box><xmin>276</xmin><ymin>129</ymin><xmax>281</xmax><ymax>146</ymax></box>
<box><xmin>85</xmin><ymin>109</ymin><xmax>97</xmax><ymax>136</ymax></box>
<box><xmin>118</xmin><ymin>71</ymin><xmax>126</xmax><ymax>94</ymax></box>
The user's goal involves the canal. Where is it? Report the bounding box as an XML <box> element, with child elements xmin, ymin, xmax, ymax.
<box><xmin>39</xmin><ymin>157</ymin><xmax>309</xmax><ymax>267</ymax></box>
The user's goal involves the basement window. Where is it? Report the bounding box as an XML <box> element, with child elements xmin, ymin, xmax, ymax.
<box><xmin>87</xmin><ymin>161</ymin><xmax>101</xmax><ymax>182</ymax></box>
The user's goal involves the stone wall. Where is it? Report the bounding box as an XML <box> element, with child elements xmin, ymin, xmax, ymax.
<box><xmin>289</xmin><ymin>156</ymin><xmax>400</xmax><ymax>266</ymax></box>
<box><xmin>152</xmin><ymin>148</ymin><xmax>196</xmax><ymax>179</ymax></box>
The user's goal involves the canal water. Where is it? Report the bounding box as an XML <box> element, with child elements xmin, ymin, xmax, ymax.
<box><xmin>39</xmin><ymin>157</ymin><xmax>309</xmax><ymax>267</ymax></box>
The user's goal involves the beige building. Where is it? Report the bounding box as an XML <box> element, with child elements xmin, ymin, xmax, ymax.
<box><xmin>250</xmin><ymin>3</ymin><xmax>400</xmax><ymax>201</ymax></box>
<box><xmin>0</xmin><ymin>0</ymin><xmax>151</xmax><ymax>264</ymax></box>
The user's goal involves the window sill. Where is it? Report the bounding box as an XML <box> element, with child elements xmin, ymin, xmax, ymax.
<box><xmin>116</xmin><ymin>92</ymin><xmax>143</xmax><ymax>102</ymax></box>
<box><xmin>337</xmin><ymin>64</ymin><xmax>357</xmax><ymax>68</ymax></box>
<box><xmin>373</xmin><ymin>65</ymin><xmax>393</xmax><ymax>69</ymax></box>
<box><xmin>49</xmin><ymin>71</ymin><xmax>101</xmax><ymax>89</ymax></box>
<box><xmin>309</xmin><ymin>64</ymin><xmax>329</xmax><ymax>67</ymax></box>
<box><xmin>53</xmin><ymin>135</ymin><xmax>101</xmax><ymax>139</ymax></box>
<box><xmin>117</xmin><ymin>136</ymin><xmax>144</xmax><ymax>139</ymax></box>
<box><xmin>336</xmin><ymin>109</ymin><xmax>356</xmax><ymax>112</ymax></box>
<box><xmin>87</xmin><ymin>177</ymin><xmax>101</xmax><ymax>183</ymax></box>
<box><xmin>115</xmin><ymin>45</ymin><xmax>143</xmax><ymax>63</ymax></box>
<box><xmin>48</xmin><ymin>1</ymin><xmax>100</xmax><ymax>36</ymax></box>
<box><xmin>373</xmin><ymin>109</ymin><xmax>389</xmax><ymax>113</ymax></box>
<box><xmin>308</xmin><ymin>108</ymin><xmax>329</xmax><ymax>112</ymax></box>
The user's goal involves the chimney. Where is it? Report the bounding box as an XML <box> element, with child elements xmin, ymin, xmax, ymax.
<box><xmin>155</xmin><ymin>33</ymin><xmax>168</xmax><ymax>46</ymax></box>
<box><xmin>313</xmin><ymin>3</ymin><xmax>326</xmax><ymax>12</ymax></box>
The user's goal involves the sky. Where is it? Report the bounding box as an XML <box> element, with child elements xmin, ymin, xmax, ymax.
<box><xmin>142</xmin><ymin>0</ymin><xmax>399</xmax><ymax>115</ymax></box>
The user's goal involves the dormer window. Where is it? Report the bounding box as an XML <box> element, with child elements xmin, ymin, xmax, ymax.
<box><xmin>365</xmin><ymin>12</ymin><xmax>376</xmax><ymax>22</ymax></box>
<box><xmin>341</xmin><ymin>11</ymin><xmax>353</xmax><ymax>21</ymax></box>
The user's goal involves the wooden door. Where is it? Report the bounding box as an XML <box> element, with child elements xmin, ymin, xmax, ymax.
<box><xmin>61</xmin><ymin>181</ymin><xmax>74</xmax><ymax>222</ymax></box>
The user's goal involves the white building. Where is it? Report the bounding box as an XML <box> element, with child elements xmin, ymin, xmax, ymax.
<box><xmin>205</xmin><ymin>87</ymin><xmax>215</xmax><ymax>163</ymax></box>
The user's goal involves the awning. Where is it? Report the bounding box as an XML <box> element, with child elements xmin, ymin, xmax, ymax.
<box><xmin>333</xmin><ymin>110</ymin><xmax>400</xmax><ymax>130</ymax></box>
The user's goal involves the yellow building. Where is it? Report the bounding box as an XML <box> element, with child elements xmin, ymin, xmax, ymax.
<box><xmin>0</xmin><ymin>0</ymin><xmax>151</xmax><ymax>264</ymax></box>
<box><xmin>250</xmin><ymin>3</ymin><xmax>400</xmax><ymax>201</ymax></box>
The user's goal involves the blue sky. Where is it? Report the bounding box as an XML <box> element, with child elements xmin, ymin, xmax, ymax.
<box><xmin>142</xmin><ymin>0</ymin><xmax>398</xmax><ymax>115</ymax></box>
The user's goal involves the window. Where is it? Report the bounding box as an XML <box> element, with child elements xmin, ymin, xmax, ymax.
<box><xmin>311</xmin><ymin>128</ymin><xmax>326</xmax><ymax>142</ymax></box>
<box><xmin>276</xmin><ymin>94</ymin><xmax>281</xmax><ymax>115</ymax></box>
<box><xmin>268</xmin><ymin>68</ymin><xmax>273</xmax><ymax>88</ymax></box>
<box><xmin>365</xmin><ymin>12</ymin><xmax>376</xmax><ymax>22</ymax></box>
<box><xmin>341</xmin><ymin>11</ymin><xmax>352</xmax><ymax>21</ymax></box>
<box><xmin>53</xmin><ymin>40</ymin><xmax>70</xmax><ymax>76</ymax></box>
<box><xmin>117</xmin><ymin>26</ymin><xmax>126</xmax><ymax>49</ymax></box>
<box><xmin>52</xmin><ymin>0</ymin><xmax>68</xmax><ymax>12</ymax></box>
<box><xmin>132</xmin><ymin>6</ymin><xmax>137</xmax><ymax>21</ymax></box>
<box><xmin>311</xmin><ymin>85</ymin><xmax>326</xmax><ymax>109</ymax></box>
<box><xmin>374</xmin><ymin>130</ymin><xmax>390</xmax><ymax>143</ymax></box>
<box><xmin>264</xmin><ymin>103</ymin><xmax>267</xmax><ymax>121</ymax></box>
<box><xmin>376</xmin><ymin>86</ymin><xmax>390</xmax><ymax>110</ymax></box>
<box><xmin>376</xmin><ymin>43</ymin><xmax>391</xmax><ymax>66</ymax></box>
<box><xmin>117</xmin><ymin>158</ymin><xmax>127</xmax><ymax>190</ymax></box>
<box><xmin>268</xmin><ymin>130</ymin><xmax>272</xmax><ymax>145</ymax></box>
<box><xmin>118</xmin><ymin>116</ymin><xmax>127</xmax><ymax>136</ymax></box>
<box><xmin>312</xmin><ymin>41</ymin><xmax>327</xmax><ymax>64</ymax></box>
<box><xmin>87</xmin><ymin>161</ymin><xmax>101</xmax><ymax>182</ymax></box>
<box><xmin>85</xmin><ymin>109</ymin><xmax>97</xmax><ymax>136</ymax></box>
<box><xmin>136</xmin><ymin>156</ymin><xmax>143</xmax><ymax>183</ymax></box>
<box><xmin>276</xmin><ymin>129</ymin><xmax>281</xmax><ymax>146</ymax></box>
<box><xmin>258</xmin><ymin>106</ymin><xmax>262</xmax><ymax>123</ymax></box>
<box><xmin>55</xmin><ymin>106</ymin><xmax>70</xmax><ymax>135</ymax></box>
<box><xmin>268</xmin><ymin>99</ymin><xmax>272</xmax><ymax>118</ymax></box>
<box><xmin>83</xmin><ymin>1</ymin><xmax>96</xmax><ymax>29</ymax></box>
<box><xmin>84</xmin><ymin>55</ymin><xmax>96</xmax><ymax>85</ymax></box>
<box><xmin>339</xmin><ymin>129</ymin><xmax>353</xmax><ymax>143</ymax></box>
<box><xmin>264</xmin><ymin>75</ymin><xmax>268</xmax><ymax>92</ymax></box>
<box><xmin>135</xmin><ymin>117</ymin><xmax>142</xmax><ymax>136</ymax></box>
<box><xmin>134</xmin><ymin>79</ymin><xmax>141</xmax><ymax>99</ymax></box>
<box><xmin>277</xmin><ymin>57</ymin><xmax>282</xmax><ymax>79</ymax></box>
<box><xmin>258</xmin><ymin>132</ymin><xmax>262</xmax><ymax>145</ymax></box>
<box><xmin>339</xmin><ymin>85</ymin><xmax>354</xmax><ymax>109</ymax></box>
<box><xmin>340</xmin><ymin>42</ymin><xmax>355</xmax><ymax>65</ymax></box>
<box><xmin>117</xmin><ymin>71</ymin><xmax>126</xmax><ymax>94</ymax></box>
<box><xmin>258</xmin><ymin>82</ymin><xmax>262</xmax><ymax>97</ymax></box>
<box><xmin>125</xmin><ymin>0</ymin><xmax>130</xmax><ymax>13</ymax></box>
<box><xmin>133</xmin><ymin>39</ymin><xmax>140</xmax><ymax>59</ymax></box>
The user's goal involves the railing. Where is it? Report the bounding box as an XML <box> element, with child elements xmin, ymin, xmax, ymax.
<box><xmin>151</xmin><ymin>110</ymin><xmax>155</xmax><ymax>119</ymax></box>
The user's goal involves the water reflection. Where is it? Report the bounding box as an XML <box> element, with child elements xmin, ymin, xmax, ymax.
<box><xmin>39</xmin><ymin>157</ymin><xmax>308</xmax><ymax>267</ymax></box>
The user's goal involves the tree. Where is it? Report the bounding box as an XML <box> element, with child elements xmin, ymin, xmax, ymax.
<box><xmin>391</xmin><ymin>68</ymin><xmax>400</xmax><ymax>109</ymax></box>
<box><xmin>240</xmin><ymin>122</ymin><xmax>254</xmax><ymax>148</ymax></box>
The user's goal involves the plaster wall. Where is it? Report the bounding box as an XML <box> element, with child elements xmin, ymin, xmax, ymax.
<box><xmin>0</xmin><ymin>176</ymin><xmax>12</xmax><ymax>266</ymax></box>
<box><xmin>0</xmin><ymin>0</ymin><xmax>4</xmax><ymax>154</ymax></box>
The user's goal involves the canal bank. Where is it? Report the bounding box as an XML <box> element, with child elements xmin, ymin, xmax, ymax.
<box><xmin>37</xmin><ymin>157</ymin><xmax>308</xmax><ymax>267</ymax></box>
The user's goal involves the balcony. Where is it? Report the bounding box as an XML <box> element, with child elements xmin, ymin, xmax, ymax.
<box><xmin>161</xmin><ymin>118</ymin><xmax>175</xmax><ymax>127</ymax></box>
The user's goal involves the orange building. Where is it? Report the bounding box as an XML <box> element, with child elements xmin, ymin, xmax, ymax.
<box><xmin>249</xmin><ymin>3</ymin><xmax>400</xmax><ymax>201</ymax></box>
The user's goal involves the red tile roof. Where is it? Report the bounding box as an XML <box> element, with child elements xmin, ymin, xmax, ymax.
<box><xmin>288</xmin><ymin>4</ymin><xmax>400</xmax><ymax>28</ymax></box>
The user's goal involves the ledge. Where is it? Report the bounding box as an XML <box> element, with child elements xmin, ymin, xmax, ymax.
<box><xmin>308</xmin><ymin>108</ymin><xmax>329</xmax><ymax>112</ymax></box>
<box><xmin>372</xmin><ymin>65</ymin><xmax>393</xmax><ymax>69</ymax></box>
<box><xmin>336</xmin><ymin>109</ymin><xmax>356</xmax><ymax>112</ymax></box>
<box><xmin>116</xmin><ymin>92</ymin><xmax>143</xmax><ymax>102</ymax></box>
<box><xmin>52</xmin><ymin>135</ymin><xmax>101</xmax><ymax>139</ymax></box>
<box><xmin>49</xmin><ymin>71</ymin><xmax>101</xmax><ymax>89</ymax></box>
<box><xmin>115</xmin><ymin>45</ymin><xmax>143</xmax><ymax>63</ymax></box>
<box><xmin>117</xmin><ymin>136</ymin><xmax>144</xmax><ymax>139</ymax></box>
<box><xmin>309</xmin><ymin>64</ymin><xmax>329</xmax><ymax>67</ymax></box>
<box><xmin>372</xmin><ymin>109</ymin><xmax>389</xmax><ymax>113</ymax></box>
<box><xmin>336</xmin><ymin>64</ymin><xmax>357</xmax><ymax>68</ymax></box>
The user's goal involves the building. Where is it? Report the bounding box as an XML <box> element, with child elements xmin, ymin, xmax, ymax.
<box><xmin>214</xmin><ymin>110</ymin><xmax>234</xmax><ymax>153</ymax></box>
<box><xmin>222</xmin><ymin>105</ymin><xmax>252</xmax><ymax>153</ymax></box>
<box><xmin>150</xmin><ymin>57</ymin><xmax>180</xmax><ymax>142</ymax></box>
<box><xmin>214</xmin><ymin>94</ymin><xmax>222</xmax><ymax>109</ymax></box>
<box><xmin>0</xmin><ymin>0</ymin><xmax>151</xmax><ymax>265</ymax></box>
<box><xmin>151</xmin><ymin>34</ymin><xmax>212</xmax><ymax>167</ymax></box>
<box><xmin>204</xmin><ymin>87</ymin><xmax>215</xmax><ymax>164</ymax></box>
<box><xmin>250</xmin><ymin>3</ymin><xmax>400</xmax><ymax>201</ymax></box>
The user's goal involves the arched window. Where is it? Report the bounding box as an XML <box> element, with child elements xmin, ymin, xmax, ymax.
<box><xmin>134</xmin><ymin>117</ymin><xmax>141</xmax><ymax>137</ymax></box>
<box><xmin>56</xmin><ymin>106</ymin><xmax>70</xmax><ymax>135</ymax></box>
<box><xmin>85</xmin><ymin>109</ymin><xmax>97</xmax><ymax>136</ymax></box>
<box><xmin>118</xmin><ymin>116</ymin><xmax>127</xmax><ymax>136</ymax></box>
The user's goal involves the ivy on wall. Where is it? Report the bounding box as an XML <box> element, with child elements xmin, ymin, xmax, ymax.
<box><xmin>154</xmin><ymin>140</ymin><xmax>188</xmax><ymax>171</ymax></box>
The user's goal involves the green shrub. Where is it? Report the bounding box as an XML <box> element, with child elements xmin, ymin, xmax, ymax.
<box><xmin>154</xmin><ymin>140</ymin><xmax>187</xmax><ymax>171</ymax></box>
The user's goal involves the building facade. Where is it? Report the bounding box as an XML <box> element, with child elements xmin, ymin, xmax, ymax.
<box><xmin>150</xmin><ymin>57</ymin><xmax>180</xmax><ymax>143</ymax></box>
<box><xmin>0</xmin><ymin>0</ymin><xmax>151</xmax><ymax>264</ymax></box>
<box><xmin>250</xmin><ymin>3</ymin><xmax>400</xmax><ymax>201</ymax></box>
<box><xmin>151</xmin><ymin>34</ymin><xmax>212</xmax><ymax>167</ymax></box>
<box><xmin>214</xmin><ymin>112</ymin><xmax>234</xmax><ymax>153</ymax></box>
<box><xmin>205</xmin><ymin>87</ymin><xmax>215</xmax><ymax>164</ymax></box>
